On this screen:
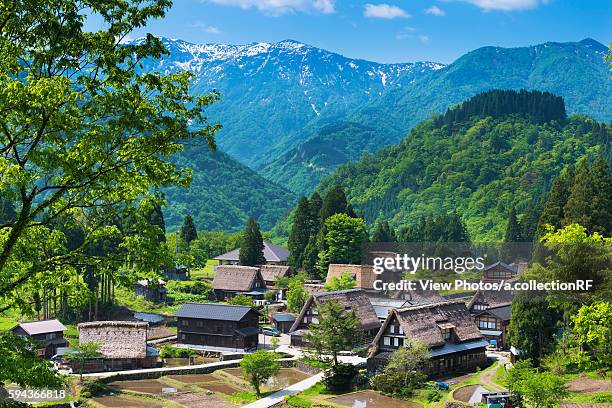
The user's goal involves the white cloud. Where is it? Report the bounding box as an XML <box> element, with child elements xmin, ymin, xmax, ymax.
<box><xmin>191</xmin><ymin>21</ymin><xmax>223</xmax><ymax>34</ymax></box>
<box><xmin>456</xmin><ymin>0</ymin><xmax>548</xmax><ymax>11</ymax></box>
<box><xmin>207</xmin><ymin>0</ymin><xmax>335</xmax><ymax>16</ymax></box>
<box><xmin>425</xmin><ymin>5</ymin><xmax>445</xmax><ymax>16</ymax></box>
<box><xmin>364</xmin><ymin>3</ymin><xmax>411</xmax><ymax>19</ymax></box>
<box><xmin>395</xmin><ymin>26</ymin><xmax>416</xmax><ymax>40</ymax></box>
<box><xmin>418</xmin><ymin>34</ymin><xmax>430</xmax><ymax>43</ymax></box>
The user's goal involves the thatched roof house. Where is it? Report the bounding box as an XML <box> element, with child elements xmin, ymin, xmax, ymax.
<box><xmin>289</xmin><ymin>289</ymin><xmax>381</xmax><ymax>346</ymax></box>
<box><xmin>212</xmin><ymin>265</ymin><xmax>266</xmax><ymax>300</ymax></box>
<box><xmin>214</xmin><ymin>242</ymin><xmax>289</xmax><ymax>265</ymax></box>
<box><xmin>326</xmin><ymin>264</ymin><xmax>376</xmax><ymax>290</ymax></box>
<box><xmin>258</xmin><ymin>265</ymin><xmax>292</xmax><ymax>286</ymax></box>
<box><xmin>78</xmin><ymin>321</ymin><xmax>148</xmax><ymax>359</ymax></box>
<box><xmin>368</xmin><ymin>301</ymin><xmax>487</xmax><ymax>376</ymax></box>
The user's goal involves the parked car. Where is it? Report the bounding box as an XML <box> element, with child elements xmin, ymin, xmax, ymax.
<box><xmin>259</xmin><ymin>327</ymin><xmax>281</xmax><ymax>337</ymax></box>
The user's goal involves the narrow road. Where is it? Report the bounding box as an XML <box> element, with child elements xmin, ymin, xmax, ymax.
<box><xmin>240</xmin><ymin>372</ymin><xmax>324</xmax><ymax>408</ymax></box>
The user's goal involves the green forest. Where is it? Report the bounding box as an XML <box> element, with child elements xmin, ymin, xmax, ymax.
<box><xmin>316</xmin><ymin>90</ymin><xmax>610</xmax><ymax>241</ymax></box>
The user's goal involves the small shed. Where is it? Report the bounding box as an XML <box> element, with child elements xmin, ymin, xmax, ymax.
<box><xmin>134</xmin><ymin>278</ymin><xmax>167</xmax><ymax>302</ymax></box>
<box><xmin>272</xmin><ymin>313</ymin><xmax>296</xmax><ymax>333</ymax></box>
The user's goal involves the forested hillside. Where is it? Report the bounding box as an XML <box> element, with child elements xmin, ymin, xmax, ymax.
<box><xmin>317</xmin><ymin>90</ymin><xmax>610</xmax><ymax>241</ymax></box>
<box><xmin>164</xmin><ymin>145</ymin><xmax>295</xmax><ymax>232</ymax></box>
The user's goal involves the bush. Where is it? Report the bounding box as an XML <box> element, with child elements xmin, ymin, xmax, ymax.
<box><xmin>372</xmin><ymin>371</ymin><xmax>426</xmax><ymax>399</ymax></box>
<box><xmin>426</xmin><ymin>389</ymin><xmax>442</xmax><ymax>402</ymax></box>
<box><xmin>159</xmin><ymin>345</ymin><xmax>196</xmax><ymax>359</ymax></box>
<box><xmin>286</xmin><ymin>395</ymin><xmax>312</xmax><ymax>407</ymax></box>
<box><xmin>166</xmin><ymin>280</ymin><xmax>212</xmax><ymax>296</ymax></box>
<box><xmin>80</xmin><ymin>379</ymin><xmax>109</xmax><ymax>398</ymax></box>
<box><xmin>322</xmin><ymin>363</ymin><xmax>358</xmax><ymax>393</ymax></box>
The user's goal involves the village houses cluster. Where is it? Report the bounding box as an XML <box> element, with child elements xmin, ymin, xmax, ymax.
<box><xmin>9</xmin><ymin>241</ymin><xmax>522</xmax><ymax>377</ymax></box>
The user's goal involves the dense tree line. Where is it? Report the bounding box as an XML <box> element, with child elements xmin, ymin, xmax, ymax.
<box><xmin>435</xmin><ymin>89</ymin><xmax>567</xmax><ymax>127</ymax></box>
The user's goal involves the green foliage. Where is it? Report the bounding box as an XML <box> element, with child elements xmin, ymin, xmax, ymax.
<box><xmin>371</xmin><ymin>220</ymin><xmax>396</xmax><ymax>242</ymax></box>
<box><xmin>180</xmin><ymin>215</ymin><xmax>198</xmax><ymax>245</ymax></box>
<box><xmin>373</xmin><ymin>341</ymin><xmax>431</xmax><ymax>398</ymax></box>
<box><xmin>319</xmin><ymin>185</ymin><xmax>353</xmax><ymax>221</ymax></box>
<box><xmin>322</xmin><ymin>363</ymin><xmax>358</xmax><ymax>393</ymax></box>
<box><xmin>435</xmin><ymin>89</ymin><xmax>566</xmax><ymax>126</ymax></box>
<box><xmin>65</xmin><ymin>342</ymin><xmax>103</xmax><ymax>382</ymax></box>
<box><xmin>240</xmin><ymin>350</ymin><xmax>281</xmax><ymax>397</ymax></box>
<box><xmin>317</xmin><ymin>214</ymin><xmax>367</xmax><ymax>276</ymax></box>
<box><xmin>286</xmin><ymin>273</ymin><xmax>308</xmax><ymax>313</ymax></box>
<box><xmin>159</xmin><ymin>345</ymin><xmax>196</xmax><ymax>359</ymax></box>
<box><xmin>227</xmin><ymin>294</ymin><xmax>254</xmax><ymax>307</ymax></box>
<box><xmin>164</xmin><ymin>147</ymin><xmax>296</xmax><ymax>232</ymax></box>
<box><xmin>288</xmin><ymin>197</ymin><xmax>311</xmax><ymax>269</ymax></box>
<box><xmin>323</xmin><ymin>272</ymin><xmax>356</xmax><ymax>292</ymax></box>
<box><xmin>239</xmin><ymin>217</ymin><xmax>266</xmax><ymax>266</ymax></box>
<box><xmin>0</xmin><ymin>333</ymin><xmax>64</xmax><ymax>388</ymax></box>
<box><xmin>399</xmin><ymin>212</ymin><xmax>469</xmax><ymax>242</ymax></box>
<box><xmin>166</xmin><ymin>280</ymin><xmax>212</xmax><ymax>303</ymax></box>
<box><xmin>504</xmin><ymin>207</ymin><xmax>522</xmax><ymax>242</ymax></box>
<box><xmin>319</xmin><ymin>114</ymin><xmax>608</xmax><ymax>241</ymax></box>
<box><xmin>571</xmin><ymin>301</ymin><xmax>612</xmax><ymax>369</ymax></box>
<box><xmin>425</xmin><ymin>389</ymin><xmax>443</xmax><ymax>403</ymax></box>
<box><xmin>506</xmin><ymin>360</ymin><xmax>569</xmax><ymax>408</ymax></box>
<box><xmin>303</xmin><ymin>299</ymin><xmax>362</xmax><ymax>366</ymax></box>
<box><xmin>507</xmin><ymin>291</ymin><xmax>559</xmax><ymax>365</ymax></box>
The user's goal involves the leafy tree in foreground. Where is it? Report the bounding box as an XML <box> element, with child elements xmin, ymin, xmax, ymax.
<box><xmin>0</xmin><ymin>333</ymin><xmax>64</xmax><ymax>388</ymax></box>
<box><xmin>65</xmin><ymin>342</ymin><xmax>103</xmax><ymax>383</ymax></box>
<box><xmin>373</xmin><ymin>341</ymin><xmax>431</xmax><ymax>398</ymax></box>
<box><xmin>323</xmin><ymin>272</ymin><xmax>356</xmax><ymax>292</ymax></box>
<box><xmin>304</xmin><ymin>299</ymin><xmax>361</xmax><ymax>366</ymax></box>
<box><xmin>240</xmin><ymin>350</ymin><xmax>280</xmax><ymax>397</ymax></box>
<box><xmin>571</xmin><ymin>301</ymin><xmax>612</xmax><ymax>369</ymax></box>
<box><xmin>506</xmin><ymin>360</ymin><xmax>568</xmax><ymax>408</ymax></box>
<box><xmin>286</xmin><ymin>273</ymin><xmax>308</xmax><ymax>313</ymax></box>
<box><xmin>239</xmin><ymin>217</ymin><xmax>266</xmax><ymax>266</ymax></box>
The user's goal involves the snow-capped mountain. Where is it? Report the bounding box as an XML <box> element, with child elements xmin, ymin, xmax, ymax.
<box><xmin>133</xmin><ymin>37</ymin><xmax>444</xmax><ymax>166</ymax></box>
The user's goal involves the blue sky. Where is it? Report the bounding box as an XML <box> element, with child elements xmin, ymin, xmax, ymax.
<box><xmin>90</xmin><ymin>0</ymin><xmax>611</xmax><ymax>64</ymax></box>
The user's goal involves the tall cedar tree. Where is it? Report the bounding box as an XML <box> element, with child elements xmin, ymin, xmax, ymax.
<box><xmin>538</xmin><ymin>168</ymin><xmax>575</xmax><ymax>233</ymax></box>
<box><xmin>146</xmin><ymin>203</ymin><xmax>167</xmax><ymax>243</ymax></box>
<box><xmin>317</xmin><ymin>214</ymin><xmax>368</xmax><ymax>276</ymax></box>
<box><xmin>308</xmin><ymin>192</ymin><xmax>323</xmax><ymax>236</ymax></box>
<box><xmin>372</xmin><ymin>220</ymin><xmax>397</xmax><ymax>242</ymax></box>
<box><xmin>504</xmin><ymin>207</ymin><xmax>522</xmax><ymax>242</ymax></box>
<box><xmin>180</xmin><ymin>215</ymin><xmax>198</xmax><ymax>278</ymax></box>
<box><xmin>520</xmin><ymin>199</ymin><xmax>542</xmax><ymax>242</ymax></box>
<box><xmin>302</xmin><ymin>235</ymin><xmax>319</xmax><ymax>279</ymax></box>
<box><xmin>287</xmin><ymin>197</ymin><xmax>310</xmax><ymax>269</ymax></box>
<box><xmin>563</xmin><ymin>160</ymin><xmax>597</xmax><ymax>232</ymax></box>
<box><xmin>239</xmin><ymin>217</ymin><xmax>266</xmax><ymax>266</ymax></box>
<box><xmin>587</xmin><ymin>157</ymin><xmax>612</xmax><ymax>235</ymax></box>
<box><xmin>319</xmin><ymin>185</ymin><xmax>350</xmax><ymax>220</ymax></box>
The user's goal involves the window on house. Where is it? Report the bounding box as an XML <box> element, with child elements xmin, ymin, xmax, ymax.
<box><xmin>181</xmin><ymin>320</ymin><xmax>188</xmax><ymax>326</ymax></box>
<box><xmin>398</xmin><ymin>326</ymin><xmax>404</xmax><ymax>334</ymax></box>
<box><xmin>389</xmin><ymin>325</ymin><xmax>395</xmax><ymax>334</ymax></box>
<box><xmin>393</xmin><ymin>337</ymin><xmax>400</xmax><ymax>347</ymax></box>
<box><xmin>311</xmin><ymin>317</ymin><xmax>319</xmax><ymax>324</ymax></box>
<box><xmin>442</xmin><ymin>328</ymin><xmax>452</xmax><ymax>341</ymax></box>
<box><xmin>383</xmin><ymin>336</ymin><xmax>391</xmax><ymax>346</ymax></box>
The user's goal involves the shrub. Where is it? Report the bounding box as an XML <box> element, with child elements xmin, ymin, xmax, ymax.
<box><xmin>372</xmin><ymin>371</ymin><xmax>425</xmax><ymax>399</ymax></box>
<box><xmin>426</xmin><ymin>389</ymin><xmax>442</xmax><ymax>402</ymax></box>
<box><xmin>80</xmin><ymin>379</ymin><xmax>109</xmax><ymax>398</ymax></box>
<box><xmin>322</xmin><ymin>363</ymin><xmax>358</xmax><ymax>392</ymax></box>
<box><xmin>159</xmin><ymin>345</ymin><xmax>196</xmax><ymax>359</ymax></box>
<box><xmin>286</xmin><ymin>395</ymin><xmax>312</xmax><ymax>407</ymax></box>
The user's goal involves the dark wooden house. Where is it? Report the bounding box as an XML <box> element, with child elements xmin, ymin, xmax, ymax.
<box><xmin>175</xmin><ymin>303</ymin><xmax>259</xmax><ymax>351</ymax></box>
<box><xmin>258</xmin><ymin>265</ymin><xmax>292</xmax><ymax>300</ymax></box>
<box><xmin>288</xmin><ymin>289</ymin><xmax>381</xmax><ymax>347</ymax></box>
<box><xmin>481</xmin><ymin>262</ymin><xmax>519</xmax><ymax>282</ymax></box>
<box><xmin>368</xmin><ymin>301</ymin><xmax>488</xmax><ymax>377</ymax></box>
<box><xmin>272</xmin><ymin>313</ymin><xmax>296</xmax><ymax>333</ymax></box>
<box><xmin>213</xmin><ymin>242</ymin><xmax>290</xmax><ymax>266</ymax></box>
<box><xmin>11</xmin><ymin>319</ymin><xmax>68</xmax><ymax>359</ymax></box>
<box><xmin>473</xmin><ymin>304</ymin><xmax>511</xmax><ymax>349</ymax></box>
<box><xmin>468</xmin><ymin>288</ymin><xmax>513</xmax><ymax>349</ymax></box>
<box><xmin>212</xmin><ymin>265</ymin><xmax>266</xmax><ymax>301</ymax></box>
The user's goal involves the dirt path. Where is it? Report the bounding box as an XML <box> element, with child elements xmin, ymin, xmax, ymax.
<box><xmin>480</xmin><ymin>361</ymin><xmax>507</xmax><ymax>392</ymax></box>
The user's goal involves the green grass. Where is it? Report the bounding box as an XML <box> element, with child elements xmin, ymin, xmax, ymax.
<box><xmin>565</xmin><ymin>391</ymin><xmax>612</xmax><ymax>404</ymax></box>
<box><xmin>113</xmin><ymin>286</ymin><xmax>183</xmax><ymax>315</ymax></box>
<box><xmin>190</xmin><ymin>259</ymin><xmax>218</xmax><ymax>280</ymax></box>
<box><xmin>225</xmin><ymin>390</ymin><xmax>275</xmax><ymax>405</ymax></box>
<box><xmin>0</xmin><ymin>315</ymin><xmax>18</xmax><ymax>330</ymax></box>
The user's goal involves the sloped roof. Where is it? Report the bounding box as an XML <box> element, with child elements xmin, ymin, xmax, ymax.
<box><xmin>175</xmin><ymin>303</ymin><xmax>255</xmax><ymax>321</ymax></box>
<box><xmin>258</xmin><ymin>265</ymin><xmax>291</xmax><ymax>282</ymax></box>
<box><xmin>483</xmin><ymin>261</ymin><xmax>518</xmax><ymax>273</ymax></box>
<box><xmin>213</xmin><ymin>242</ymin><xmax>289</xmax><ymax>263</ymax></box>
<box><xmin>476</xmin><ymin>304</ymin><xmax>511</xmax><ymax>322</ymax></box>
<box><xmin>290</xmin><ymin>289</ymin><xmax>381</xmax><ymax>332</ymax></box>
<box><xmin>13</xmin><ymin>319</ymin><xmax>67</xmax><ymax>335</ymax></box>
<box><xmin>273</xmin><ymin>313</ymin><xmax>296</xmax><ymax>322</ymax></box>
<box><xmin>468</xmin><ymin>288</ymin><xmax>514</xmax><ymax>310</ymax></box>
<box><xmin>375</xmin><ymin>301</ymin><xmax>483</xmax><ymax>351</ymax></box>
<box><xmin>212</xmin><ymin>265</ymin><xmax>264</xmax><ymax>292</ymax></box>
